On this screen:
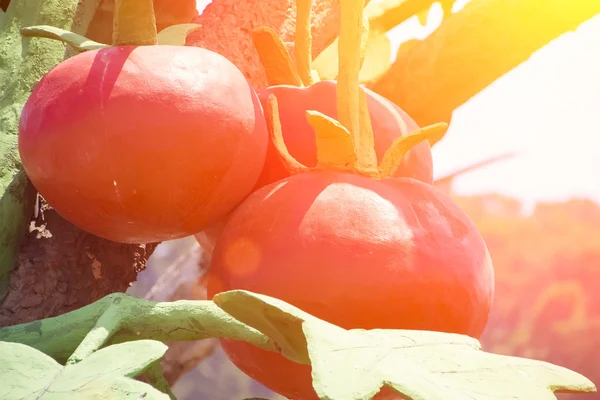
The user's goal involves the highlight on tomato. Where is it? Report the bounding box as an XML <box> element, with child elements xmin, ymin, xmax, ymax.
<box><xmin>18</xmin><ymin>1</ymin><xmax>268</xmax><ymax>244</ymax></box>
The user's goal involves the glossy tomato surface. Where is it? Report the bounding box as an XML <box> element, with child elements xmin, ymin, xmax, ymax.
<box><xmin>19</xmin><ymin>45</ymin><xmax>268</xmax><ymax>243</ymax></box>
<box><xmin>208</xmin><ymin>172</ymin><xmax>494</xmax><ymax>400</ymax></box>
<box><xmin>254</xmin><ymin>80</ymin><xmax>434</xmax><ymax>189</ymax></box>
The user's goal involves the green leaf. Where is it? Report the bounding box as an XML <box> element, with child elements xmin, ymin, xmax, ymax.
<box><xmin>20</xmin><ymin>25</ymin><xmax>109</xmax><ymax>52</ymax></box>
<box><xmin>0</xmin><ymin>340</ymin><xmax>170</xmax><ymax>400</ymax></box>
<box><xmin>214</xmin><ymin>290</ymin><xmax>597</xmax><ymax>400</ymax></box>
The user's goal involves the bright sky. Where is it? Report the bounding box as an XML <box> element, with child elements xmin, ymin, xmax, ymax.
<box><xmin>197</xmin><ymin>0</ymin><xmax>600</xmax><ymax>213</ymax></box>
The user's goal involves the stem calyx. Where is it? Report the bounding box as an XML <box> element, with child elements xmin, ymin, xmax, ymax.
<box><xmin>265</xmin><ymin>0</ymin><xmax>449</xmax><ymax>180</ymax></box>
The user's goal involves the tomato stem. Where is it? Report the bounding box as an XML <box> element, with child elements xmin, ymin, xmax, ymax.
<box><xmin>265</xmin><ymin>95</ymin><xmax>308</xmax><ymax>173</ymax></box>
<box><xmin>378</xmin><ymin>122</ymin><xmax>448</xmax><ymax>178</ymax></box>
<box><xmin>252</xmin><ymin>27</ymin><xmax>304</xmax><ymax>87</ymax></box>
<box><xmin>112</xmin><ymin>0</ymin><xmax>157</xmax><ymax>46</ymax></box>
<box><xmin>337</xmin><ymin>0</ymin><xmax>378</xmax><ymax>172</ymax></box>
<box><xmin>295</xmin><ymin>0</ymin><xmax>316</xmax><ymax>86</ymax></box>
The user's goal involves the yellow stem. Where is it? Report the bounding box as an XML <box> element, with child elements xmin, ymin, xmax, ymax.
<box><xmin>265</xmin><ymin>95</ymin><xmax>308</xmax><ymax>173</ymax></box>
<box><xmin>337</xmin><ymin>0</ymin><xmax>377</xmax><ymax>172</ymax></box>
<box><xmin>356</xmin><ymin>88</ymin><xmax>378</xmax><ymax>171</ymax></box>
<box><xmin>307</xmin><ymin>111</ymin><xmax>357</xmax><ymax>170</ymax></box>
<box><xmin>295</xmin><ymin>0</ymin><xmax>316</xmax><ymax>86</ymax></box>
<box><xmin>252</xmin><ymin>27</ymin><xmax>304</xmax><ymax>87</ymax></box>
<box><xmin>112</xmin><ymin>0</ymin><xmax>157</xmax><ymax>46</ymax></box>
<box><xmin>378</xmin><ymin>122</ymin><xmax>448</xmax><ymax>178</ymax></box>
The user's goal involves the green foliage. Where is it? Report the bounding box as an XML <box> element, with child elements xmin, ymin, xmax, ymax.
<box><xmin>0</xmin><ymin>340</ymin><xmax>171</xmax><ymax>399</ymax></box>
<box><xmin>215</xmin><ymin>290</ymin><xmax>596</xmax><ymax>400</ymax></box>
<box><xmin>0</xmin><ymin>290</ymin><xmax>595</xmax><ymax>400</ymax></box>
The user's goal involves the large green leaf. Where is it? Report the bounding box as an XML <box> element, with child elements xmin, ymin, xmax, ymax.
<box><xmin>0</xmin><ymin>340</ymin><xmax>170</xmax><ymax>400</ymax></box>
<box><xmin>215</xmin><ymin>290</ymin><xmax>597</xmax><ymax>400</ymax></box>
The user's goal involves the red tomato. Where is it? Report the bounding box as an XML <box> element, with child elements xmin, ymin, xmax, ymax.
<box><xmin>208</xmin><ymin>172</ymin><xmax>494</xmax><ymax>400</ymax></box>
<box><xmin>253</xmin><ymin>80</ymin><xmax>433</xmax><ymax>189</ymax></box>
<box><xmin>19</xmin><ymin>45</ymin><xmax>268</xmax><ymax>243</ymax></box>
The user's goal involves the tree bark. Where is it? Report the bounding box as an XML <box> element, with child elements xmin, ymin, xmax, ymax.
<box><xmin>369</xmin><ymin>0</ymin><xmax>600</xmax><ymax>126</ymax></box>
<box><xmin>0</xmin><ymin>198</ymin><xmax>157</xmax><ymax>326</ymax></box>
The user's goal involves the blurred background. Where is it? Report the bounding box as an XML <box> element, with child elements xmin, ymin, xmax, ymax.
<box><xmin>128</xmin><ymin>0</ymin><xmax>600</xmax><ymax>398</ymax></box>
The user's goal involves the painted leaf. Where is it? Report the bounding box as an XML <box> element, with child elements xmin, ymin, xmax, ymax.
<box><xmin>0</xmin><ymin>340</ymin><xmax>170</xmax><ymax>400</ymax></box>
<box><xmin>214</xmin><ymin>290</ymin><xmax>597</xmax><ymax>400</ymax></box>
<box><xmin>20</xmin><ymin>25</ymin><xmax>109</xmax><ymax>51</ymax></box>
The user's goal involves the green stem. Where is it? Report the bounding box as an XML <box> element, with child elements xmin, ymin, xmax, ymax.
<box><xmin>144</xmin><ymin>360</ymin><xmax>176</xmax><ymax>400</ymax></box>
<box><xmin>112</xmin><ymin>0</ymin><xmax>157</xmax><ymax>46</ymax></box>
<box><xmin>20</xmin><ymin>25</ymin><xmax>109</xmax><ymax>51</ymax></box>
<box><xmin>0</xmin><ymin>293</ymin><xmax>275</xmax><ymax>364</ymax></box>
<box><xmin>66</xmin><ymin>303</ymin><xmax>122</xmax><ymax>364</ymax></box>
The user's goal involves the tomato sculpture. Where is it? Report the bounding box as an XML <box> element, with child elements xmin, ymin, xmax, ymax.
<box><xmin>208</xmin><ymin>163</ymin><xmax>495</xmax><ymax>399</ymax></box>
<box><xmin>249</xmin><ymin>18</ymin><xmax>433</xmax><ymax>190</ymax></box>
<box><xmin>192</xmin><ymin>2</ymin><xmax>432</xmax><ymax>249</ymax></box>
<box><xmin>206</xmin><ymin>1</ymin><xmax>495</xmax><ymax>399</ymax></box>
<box><xmin>19</xmin><ymin>24</ymin><xmax>268</xmax><ymax>243</ymax></box>
<box><xmin>255</xmin><ymin>82</ymin><xmax>433</xmax><ymax>188</ymax></box>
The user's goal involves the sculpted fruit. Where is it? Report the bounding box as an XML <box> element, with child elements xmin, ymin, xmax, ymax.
<box><xmin>246</xmin><ymin>5</ymin><xmax>433</xmax><ymax>190</ymax></box>
<box><xmin>208</xmin><ymin>170</ymin><xmax>495</xmax><ymax>400</ymax></box>
<box><xmin>255</xmin><ymin>81</ymin><xmax>433</xmax><ymax>188</ymax></box>
<box><xmin>206</xmin><ymin>1</ymin><xmax>494</xmax><ymax>396</ymax></box>
<box><xmin>19</xmin><ymin>45</ymin><xmax>268</xmax><ymax>243</ymax></box>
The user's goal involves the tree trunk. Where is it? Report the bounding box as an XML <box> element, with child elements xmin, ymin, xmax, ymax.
<box><xmin>0</xmin><ymin>198</ymin><xmax>158</xmax><ymax>326</ymax></box>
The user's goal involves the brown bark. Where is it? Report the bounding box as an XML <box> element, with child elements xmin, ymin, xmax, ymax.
<box><xmin>370</xmin><ymin>0</ymin><xmax>600</xmax><ymax>126</ymax></box>
<box><xmin>0</xmin><ymin>197</ymin><xmax>157</xmax><ymax>326</ymax></box>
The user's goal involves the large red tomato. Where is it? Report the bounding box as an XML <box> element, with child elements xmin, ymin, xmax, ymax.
<box><xmin>253</xmin><ymin>81</ymin><xmax>433</xmax><ymax>189</ymax></box>
<box><xmin>19</xmin><ymin>45</ymin><xmax>268</xmax><ymax>243</ymax></box>
<box><xmin>208</xmin><ymin>172</ymin><xmax>494</xmax><ymax>400</ymax></box>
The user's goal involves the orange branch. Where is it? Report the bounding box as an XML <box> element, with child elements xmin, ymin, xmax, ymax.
<box><xmin>369</xmin><ymin>0</ymin><xmax>600</xmax><ymax>126</ymax></box>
